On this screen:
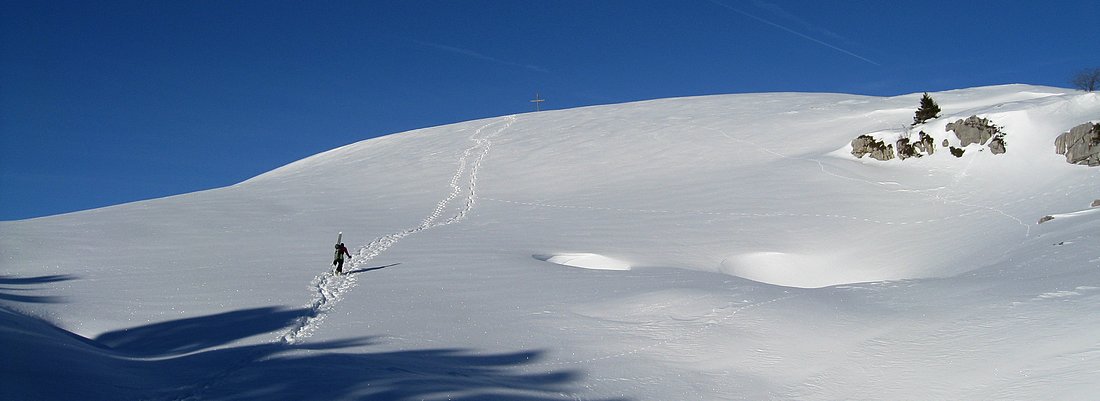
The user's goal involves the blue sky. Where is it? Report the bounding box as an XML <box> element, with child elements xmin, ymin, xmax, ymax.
<box><xmin>2</xmin><ymin>0</ymin><xmax>1098</xmax><ymax>220</ymax></box>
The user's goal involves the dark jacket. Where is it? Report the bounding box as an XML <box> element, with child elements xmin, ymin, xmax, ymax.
<box><xmin>334</xmin><ymin>244</ymin><xmax>351</xmax><ymax>261</ymax></box>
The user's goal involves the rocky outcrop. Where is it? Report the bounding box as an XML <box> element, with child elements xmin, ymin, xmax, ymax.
<box><xmin>854</xmin><ymin>131</ymin><xmax>936</xmax><ymax>161</ymax></box>
<box><xmin>946</xmin><ymin>115</ymin><xmax>1006</xmax><ymax>153</ymax></box>
<box><xmin>851</xmin><ymin>135</ymin><xmax>875</xmax><ymax>158</ymax></box>
<box><xmin>850</xmin><ymin>117</ymin><xmax>1010</xmax><ymax>162</ymax></box>
<box><xmin>1093</xmin><ymin>199</ymin><xmax>1100</xmax><ymax>208</ymax></box>
<box><xmin>851</xmin><ymin>135</ymin><xmax>895</xmax><ymax>161</ymax></box>
<box><xmin>1055</xmin><ymin>122</ymin><xmax>1100</xmax><ymax>166</ymax></box>
<box><xmin>896</xmin><ymin>138</ymin><xmax>916</xmax><ymax>160</ymax></box>
<box><xmin>989</xmin><ymin>137</ymin><xmax>1006</xmax><ymax>154</ymax></box>
<box><xmin>913</xmin><ymin>131</ymin><xmax>936</xmax><ymax>156</ymax></box>
<box><xmin>896</xmin><ymin>132</ymin><xmax>938</xmax><ymax>160</ymax></box>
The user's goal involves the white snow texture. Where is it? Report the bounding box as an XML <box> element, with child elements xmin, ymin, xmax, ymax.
<box><xmin>2</xmin><ymin>85</ymin><xmax>1099</xmax><ymax>400</ymax></box>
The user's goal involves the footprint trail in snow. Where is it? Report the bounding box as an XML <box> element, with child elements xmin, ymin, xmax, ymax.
<box><xmin>280</xmin><ymin>115</ymin><xmax>516</xmax><ymax>344</ymax></box>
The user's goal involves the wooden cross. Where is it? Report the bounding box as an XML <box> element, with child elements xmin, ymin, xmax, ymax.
<box><xmin>530</xmin><ymin>92</ymin><xmax>545</xmax><ymax>112</ymax></box>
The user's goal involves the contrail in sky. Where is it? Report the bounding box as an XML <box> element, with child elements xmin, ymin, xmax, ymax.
<box><xmin>707</xmin><ymin>0</ymin><xmax>881</xmax><ymax>66</ymax></box>
<box><xmin>414</xmin><ymin>40</ymin><xmax>551</xmax><ymax>73</ymax></box>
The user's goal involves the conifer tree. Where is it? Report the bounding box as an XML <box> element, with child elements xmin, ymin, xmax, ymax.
<box><xmin>912</xmin><ymin>92</ymin><xmax>941</xmax><ymax>126</ymax></box>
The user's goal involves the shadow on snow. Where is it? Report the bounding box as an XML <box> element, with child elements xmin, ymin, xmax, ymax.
<box><xmin>2</xmin><ymin>302</ymin><xmax>627</xmax><ymax>401</ymax></box>
<box><xmin>346</xmin><ymin>263</ymin><xmax>402</xmax><ymax>275</ymax></box>
<box><xmin>0</xmin><ymin>274</ymin><xmax>76</xmax><ymax>303</ymax></box>
<box><xmin>95</xmin><ymin>306</ymin><xmax>314</xmax><ymax>357</ymax></box>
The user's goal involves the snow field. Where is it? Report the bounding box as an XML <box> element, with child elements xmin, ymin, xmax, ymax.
<box><xmin>2</xmin><ymin>85</ymin><xmax>1099</xmax><ymax>400</ymax></box>
<box><xmin>282</xmin><ymin>116</ymin><xmax>517</xmax><ymax>344</ymax></box>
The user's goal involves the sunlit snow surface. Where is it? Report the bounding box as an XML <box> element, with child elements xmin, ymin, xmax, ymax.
<box><xmin>3</xmin><ymin>85</ymin><xmax>1099</xmax><ymax>400</ymax></box>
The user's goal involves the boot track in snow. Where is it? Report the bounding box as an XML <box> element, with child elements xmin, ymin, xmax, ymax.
<box><xmin>280</xmin><ymin>115</ymin><xmax>516</xmax><ymax>344</ymax></box>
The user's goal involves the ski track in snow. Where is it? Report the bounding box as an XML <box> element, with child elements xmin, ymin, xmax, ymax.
<box><xmin>280</xmin><ymin>116</ymin><xmax>517</xmax><ymax>344</ymax></box>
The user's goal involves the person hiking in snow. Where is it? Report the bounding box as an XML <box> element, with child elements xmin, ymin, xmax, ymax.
<box><xmin>333</xmin><ymin>242</ymin><xmax>351</xmax><ymax>274</ymax></box>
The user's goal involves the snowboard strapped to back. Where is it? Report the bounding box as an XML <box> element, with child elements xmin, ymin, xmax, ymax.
<box><xmin>332</xmin><ymin>232</ymin><xmax>344</xmax><ymax>272</ymax></box>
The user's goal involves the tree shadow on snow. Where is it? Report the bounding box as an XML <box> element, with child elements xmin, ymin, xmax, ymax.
<box><xmin>172</xmin><ymin>341</ymin><xmax>622</xmax><ymax>401</ymax></box>
<box><xmin>0</xmin><ymin>274</ymin><xmax>76</xmax><ymax>303</ymax></box>
<box><xmin>6</xmin><ymin>304</ymin><xmax>628</xmax><ymax>401</ymax></box>
<box><xmin>95</xmin><ymin>306</ymin><xmax>316</xmax><ymax>357</ymax></box>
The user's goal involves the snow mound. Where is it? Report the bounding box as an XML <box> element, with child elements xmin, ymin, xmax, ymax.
<box><xmin>719</xmin><ymin>252</ymin><xmax>860</xmax><ymax>288</ymax></box>
<box><xmin>534</xmin><ymin>253</ymin><xmax>631</xmax><ymax>271</ymax></box>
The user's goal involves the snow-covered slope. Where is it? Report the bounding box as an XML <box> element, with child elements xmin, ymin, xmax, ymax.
<box><xmin>2</xmin><ymin>85</ymin><xmax>1098</xmax><ymax>400</ymax></box>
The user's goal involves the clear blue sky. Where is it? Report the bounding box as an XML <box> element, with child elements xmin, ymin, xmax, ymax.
<box><xmin>2</xmin><ymin>0</ymin><xmax>1098</xmax><ymax>220</ymax></box>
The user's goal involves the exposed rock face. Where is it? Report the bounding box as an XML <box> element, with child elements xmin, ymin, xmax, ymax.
<box><xmin>989</xmin><ymin>137</ymin><xmax>1006</xmax><ymax>154</ymax></box>
<box><xmin>913</xmin><ymin>131</ymin><xmax>936</xmax><ymax>155</ymax></box>
<box><xmin>875</xmin><ymin>145</ymin><xmax>895</xmax><ymax>161</ymax></box>
<box><xmin>850</xmin><ymin>117</ymin><xmax>1010</xmax><ymax>162</ymax></box>
<box><xmin>1038</xmin><ymin>215</ymin><xmax>1055</xmax><ymax>224</ymax></box>
<box><xmin>945</xmin><ymin>115</ymin><xmax>1007</xmax><ymax>155</ymax></box>
<box><xmin>896</xmin><ymin>138</ymin><xmax>916</xmax><ymax>160</ymax></box>
<box><xmin>947</xmin><ymin>115</ymin><xmax>1004</xmax><ymax>148</ymax></box>
<box><xmin>851</xmin><ymin>135</ymin><xmax>875</xmax><ymax>158</ymax></box>
<box><xmin>1055</xmin><ymin>122</ymin><xmax>1100</xmax><ymax>166</ymax></box>
<box><xmin>1093</xmin><ymin>199</ymin><xmax>1100</xmax><ymax>208</ymax></box>
<box><xmin>851</xmin><ymin>135</ymin><xmax>894</xmax><ymax>161</ymax></box>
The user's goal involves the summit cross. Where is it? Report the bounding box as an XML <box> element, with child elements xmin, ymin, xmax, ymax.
<box><xmin>530</xmin><ymin>92</ymin><xmax>545</xmax><ymax>112</ymax></box>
